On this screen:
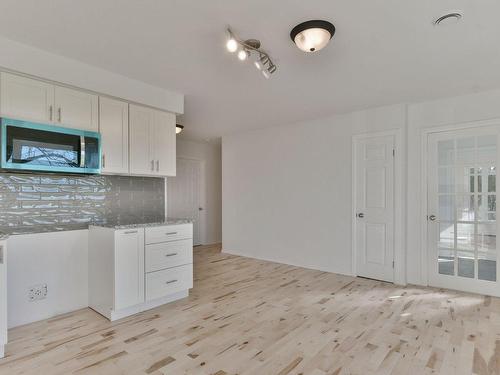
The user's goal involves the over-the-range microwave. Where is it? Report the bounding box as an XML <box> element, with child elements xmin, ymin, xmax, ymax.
<box><xmin>0</xmin><ymin>117</ymin><xmax>101</xmax><ymax>174</ymax></box>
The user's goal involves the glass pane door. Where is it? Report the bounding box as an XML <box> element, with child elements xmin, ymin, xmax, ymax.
<box><xmin>428</xmin><ymin>126</ymin><xmax>500</xmax><ymax>296</ymax></box>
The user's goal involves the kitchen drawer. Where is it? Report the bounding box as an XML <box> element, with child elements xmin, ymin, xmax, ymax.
<box><xmin>145</xmin><ymin>224</ymin><xmax>192</xmax><ymax>244</ymax></box>
<box><xmin>146</xmin><ymin>264</ymin><xmax>193</xmax><ymax>301</ymax></box>
<box><xmin>146</xmin><ymin>239</ymin><xmax>192</xmax><ymax>273</ymax></box>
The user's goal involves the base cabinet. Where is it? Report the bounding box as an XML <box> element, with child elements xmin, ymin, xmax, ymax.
<box><xmin>88</xmin><ymin>223</ymin><xmax>192</xmax><ymax>321</ymax></box>
<box><xmin>0</xmin><ymin>239</ymin><xmax>7</xmax><ymax>358</ymax></box>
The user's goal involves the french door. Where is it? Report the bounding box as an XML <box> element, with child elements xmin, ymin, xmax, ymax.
<box><xmin>427</xmin><ymin>125</ymin><xmax>500</xmax><ymax>296</ymax></box>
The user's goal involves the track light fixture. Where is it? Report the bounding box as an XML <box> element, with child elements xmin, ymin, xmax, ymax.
<box><xmin>226</xmin><ymin>28</ymin><xmax>277</xmax><ymax>79</ymax></box>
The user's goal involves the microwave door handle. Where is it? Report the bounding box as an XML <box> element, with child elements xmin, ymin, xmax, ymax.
<box><xmin>80</xmin><ymin>135</ymin><xmax>86</xmax><ymax>168</ymax></box>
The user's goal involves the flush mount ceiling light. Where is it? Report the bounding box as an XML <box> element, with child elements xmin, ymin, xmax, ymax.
<box><xmin>290</xmin><ymin>20</ymin><xmax>336</xmax><ymax>53</ymax></box>
<box><xmin>226</xmin><ymin>28</ymin><xmax>277</xmax><ymax>79</ymax></box>
<box><xmin>434</xmin><ymin>12</ymin><xmax>463</xmax><ymax>26</ymax></box>
<box><xmin>176</xmin><ymin>124</ymin><xmax>184</xmax><ymax>134</ymax></box>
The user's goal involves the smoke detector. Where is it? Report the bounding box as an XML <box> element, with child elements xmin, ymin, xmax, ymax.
<box><xmin>434</xmin><ymin>12</ymin><xmax>463</xmax><ymax>26</ymax></box>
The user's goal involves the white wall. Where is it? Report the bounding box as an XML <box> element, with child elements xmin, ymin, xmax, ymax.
<box><xmin>172</xmin><ymin>139</ymin><xmax>222</xmax><ymax>245</ymax></box>
<box><xmin>223</xmin><ymin>88</ymin><xmax>500</xmax><ymax>286</ymax></box>
<box><xmin>222</xmin><ymin>105</ymin><xmax>406</xmax><ymax>275</ymax></box>
<box><xmin>7</xmin><ymin>230</ymin><xmax>88</xmax><ymax>328</ymax></box>
<box><xmin>0</xmin><ymin>36</ymin><xmax>183</xmax><ymax>114</ymax></box>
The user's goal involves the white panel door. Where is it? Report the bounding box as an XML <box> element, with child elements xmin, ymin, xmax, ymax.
<box><xmin>114</xmin><ymin>229</ymin><xmax>145</xmax><ymax>310</ymax></box>
<box><xmin>355</xmin><ymin>135</ymin><xmax>395</xmax><ymax>282</ymax></box>
<box><xmin>427</xmin><ymin>126</ymin><xmax>500</xmax><ymax>296</ymax></box>
<box><xmin>0</xmin><ymin>72</ymin><xmax>54</xmax><ymax>123</ymax></box>
<box><xmin>153</xmin><ymin>110</ymin><xmax>176</xmax><ymax>176</ymax></box>
<box><xmin>129</xmin><ymin>104</ymin><xmax>154</xmax><ymax>175</ymax></box>
<box><xmin>99</xmin><ymin>97</ymin><xmax>129</xmax><ymax>174</ymax></box>
<box><xmin>167</xmin><ymin>158</ymin><xmax>202</xmax><ymax>245</ymax></box>
<box><xmin>54</xmin><ymin>86</ymin><xmax>98</xmax><ymax>131</ymax></box>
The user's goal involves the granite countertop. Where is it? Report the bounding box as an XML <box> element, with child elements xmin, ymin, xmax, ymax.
<box><xmin>0</xmin><ymin>219</ymin><xmax>192</xmax><ymax>236</ymax></box>
<box><xmin>90</xmin><ymin>218</ymin><xmax>193</xmax><ymax>230</ymax></box>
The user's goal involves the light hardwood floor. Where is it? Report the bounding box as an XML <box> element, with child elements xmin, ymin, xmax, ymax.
<box><xmin>0</xmin><ymin>244</ymin><xmax>499</xmax><ymax>374</ymax></box>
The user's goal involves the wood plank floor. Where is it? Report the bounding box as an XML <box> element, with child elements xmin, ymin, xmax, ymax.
<box><xmin>1</xmin><ymin>244</ymin><xmax>499</xmax><ymax>374</ymax></box>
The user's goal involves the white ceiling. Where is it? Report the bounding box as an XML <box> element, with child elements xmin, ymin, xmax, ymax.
<box><xmin>0</xmin><ymin>0</ymin><xmax>499</xmax><ymax>140</ymax></box>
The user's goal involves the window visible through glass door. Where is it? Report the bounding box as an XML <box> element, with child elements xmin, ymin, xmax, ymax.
<box><xmin>435</xmin><ymin>134</ymin><xmax>497</xmax><ymax>282</ymax></box>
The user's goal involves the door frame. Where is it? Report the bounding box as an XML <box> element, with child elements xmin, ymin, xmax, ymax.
<box><xmin>166</xmin><ymin>156</ymin><xmax>206</xmax><ymax>245</ymax></box>
<box><xmin>420</xmin><ymin>118</ymin><xmax>500</xmax><ymax>288</ymax></box>
<box><xmin>352</xmin><ymin>128</ymin><xmax>404</xmax><ymax>284</ymax></box>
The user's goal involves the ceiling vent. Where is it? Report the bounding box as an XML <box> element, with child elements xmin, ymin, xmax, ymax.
<box><xmin>434</xmin><ymin>12</ymin><xmax>462</xmax><ymax>26</ymax></box>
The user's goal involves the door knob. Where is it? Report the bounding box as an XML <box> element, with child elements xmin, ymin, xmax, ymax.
<box><xmin>428</xmin><ymin>214</ymin><xmax>437</xmax><ymax>221</ymax></box>
<box><xmin>199</xmin><ymin>207</ymin><xmax>204</xmax><ymax>211</ymax></box>
<box><xmin>357</xmin><ymin>213</ymin><xmax>364</xmax><ymax>218</ymax></box>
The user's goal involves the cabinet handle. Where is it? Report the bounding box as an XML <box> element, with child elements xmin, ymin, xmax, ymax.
<box><xmin>151</xmin><ymin>160</ymin><xmax>155</xmax><ymax>171</ymax></box>
<box><xmin>165</xmin><ymin>252</ymin><xmax>178</xmax><ymax>257</ymax></box>
<box><xmin>102</xmin><ymin>154</ymin><xmax>105</xmax><ymax>168</ymax></box>
<box><xmin>124</xmin><ymin>230</ymin><xmax>138</xmax><ymax>234</ymax></box>
<box><xmin>58</xmin><ymin>108</ymin><xmax>62</xmax><ymax>122</ymax></box>
<box><xmin>49</xmin><ymin>105</ymin><xmax>53</xmax><ymax>121</ymax></box>
<box><xmin>166</xmin><ymin>232</ymin><xmax>177</xmax><ymax>236</ymax></box>
<box><xmin>165</xmin><ymin>279</ymin><xmax>178</xmax><ymax>284</ymax></box>
<box><xmin>156</xmin><ymin>160</ymin><xmax>159</xmax><ymax>172</ymax></box>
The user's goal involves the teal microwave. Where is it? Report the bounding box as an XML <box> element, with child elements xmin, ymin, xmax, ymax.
<box><xmin>0</xmin><ymin>118</ymin><xmax>101</xmax><ymax>174</ymax></box>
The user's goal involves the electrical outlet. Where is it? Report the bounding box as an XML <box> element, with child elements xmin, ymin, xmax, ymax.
<box><xmin>28</xmin><ymin>284</ymin><xmax>48</xmax><ymax>302</ymax></box>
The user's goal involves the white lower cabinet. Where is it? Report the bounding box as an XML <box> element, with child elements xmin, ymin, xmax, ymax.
<box><xmin>0</xmin><ymin>239</ymin><xmax>7</xmax><ymax>358</ymax></box>
<box><xmin>114</xmin><ymin>229</ymin><xmax>145</xmax><ymax>310</ymax></box>
<box><xmin>88</xmin><ymin>223</ymin><xmax>193</xmax><ymax>321</ymax></box>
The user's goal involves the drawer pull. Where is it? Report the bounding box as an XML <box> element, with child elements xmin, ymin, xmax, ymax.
<box><xmin>166</xmin><ymin>232</ymin><xmax>177</xmax><ymax>235</ymax></box>
<box><xmin>124</xmin><ymin>230</ymin><xmax>138</xmax><ymax>234</ymax></box>
<box><xmin>165</xmin><ymin>279</ymin><xmax>178</xmax><ymax>284</ymax></box>
<box><xmin>165</xmin><ymin>253</ymin><xmax>178</xmax><ymax>257</ymax></box>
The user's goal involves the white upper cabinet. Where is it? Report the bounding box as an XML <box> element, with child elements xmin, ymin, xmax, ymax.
<box><xmin>129</xmin><ymin>104</ymin><xmax>155</xmax><ymax>175</ymax></box>
<box><xmin>129</xmin><ymin>104</ymin><xmax>176</xmax><ymax>177</ymax></box>
<box><xmin>0</xmin><ymin>71</ymin><xmax>177</xmax><ymax>177</ymax></box>
<box><xmin>99</xmin><ymin>97</ymin><xmax>129</xmax><ymax>174</ymax></box>
<box><xmin>0</xmin><ymin>72</ymin><xmax>98</xmax><ymax>131</ymax></box>
<box><xmin>0</xmin><ymin>72</ymin><xmax>54</xmax><ymax>122</ymax></box>
<box><xmin>54</xmin><ymin>86</ymin><xmax>98</xmax><ymax>131</ymax></box>
<box><xmin>153</xmin><ymin>110</ymin><xmax>176</xmax><ymax>176</ymax></box>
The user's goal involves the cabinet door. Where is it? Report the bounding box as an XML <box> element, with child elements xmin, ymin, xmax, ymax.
<box><xmin>129</xmin><ymin>104</ymin><xmax>155</xmax><ymax>175</ymax></box>
<box><xmin>99</xmin><ymin>97</ymin><xmax>129</xmax><ymax>174</ymax></box>
<box><xmin>114</xmin><ymin>229</ymin><xmax>145</xmax><ymax>310</ymax></box>
<box><xmin>54</xmin><ymin>86</ymin><xmax>98</xmax><ymax>131</ymax></box>
<box><xmin>0</xmin><ymin>242</ymin><xmax>7</xmax><ymax>354</ymax></box>
<box><xmin>153</xmin><ymin>110</ymin><xmax>176</xmax><ymax>176</ymax></box>
<box><xmin>0</xmin><ymin>72</ymin><xmax>54</xmax><ymax>123</ymax></box>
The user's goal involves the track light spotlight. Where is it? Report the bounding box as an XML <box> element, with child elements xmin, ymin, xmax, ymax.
<box><xmin>225</xmin><ymin>27</ymin><xmax>277</xmax><ymax>79</ymax></box>
<box><xmin>238</xmin><ymin>49</ymin><xmax>249</xmax><ymax>61</ymax></box>
<box><xmin>226</xmin><ymin>38</ymin><xmax>238</xmax><ymax>53</ymax></box>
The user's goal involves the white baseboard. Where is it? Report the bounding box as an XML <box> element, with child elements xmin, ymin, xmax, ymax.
<box><xmin>90</xmin><ymin>290</ymin><xmax>189</xmax><ymax>322</ymax></box>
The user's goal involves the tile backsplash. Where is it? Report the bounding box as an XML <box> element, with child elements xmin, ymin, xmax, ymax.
<box><xmin>0</xmin><ymin>173</ymin><xmax>165</xmax><ymax>234</ymax></box>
